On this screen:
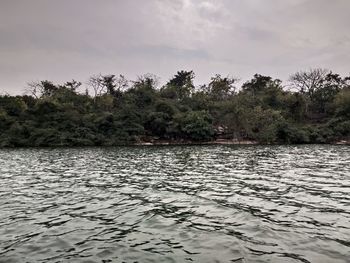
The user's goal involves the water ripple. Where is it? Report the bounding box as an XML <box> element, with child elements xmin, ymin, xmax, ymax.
<box><xmin>0</xmin><ymin>145</ymin><xmax>349</xmax><ymax>262</ymax></box>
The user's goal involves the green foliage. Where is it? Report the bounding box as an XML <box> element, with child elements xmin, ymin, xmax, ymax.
<box><xmin>282</xmin><ymin>93</ymin><xmax>307</xmax><ymax>121</ymax></box>
<box><xmin>0</xmin><ymin>96</ymin><xmax>27</xmax><ymax>116</ymax></box>
<box><xmin>173</xmin><ymin>110</ymin><xmax>214</xmax><ymax>141</ymax></box>
<box><xmin>242</xmin><ymin>74</ymin><xmax>282</xmax><ymax>97</ymax></box>
<box><xmin>0</xmin><ymin>69</ymin><xmax>349</xmax><ymax>147</ymax></box>
<box><xmin>334</xmin><ymin>88</ymin><xmax>350</xmax><ymax>117</ymax></box>
<box><xmin>206</xmin><ymin>75</ymin><xmax>237</xmax><ymax>100</ymax></box>
<box><xmin>145</xmin><ymin>112</ymin><xmax>170</xmax><ymax>137</ymax></box>
<box><xmin>240</xmin><ymin>106</ymin><xmax>284</xmax><ymax>143</ymax></box>
<box><xmin>276</xmin><ymin>122</ymin><xmax>310</xmax><ymax>144</ymax></box>
<box><xmin>161</xmin><ymin>70</ymin><xmax>195</xmax><ymax>100</ymax></box>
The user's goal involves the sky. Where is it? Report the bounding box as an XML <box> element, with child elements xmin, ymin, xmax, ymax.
<box><xmin>1</xmin><ymin>0</ymin><xmax>349</xmax><ymax>94</ymax></box>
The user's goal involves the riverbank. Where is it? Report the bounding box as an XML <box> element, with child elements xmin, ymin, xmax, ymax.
<box><xmin>133</xmin><ymin>138</ymin><xmax>350</xmax><ymax>146</ymax></box>
<box><xmin>134</xmin><ymin>139</ymin><xmax>258</xmax><ymax>146</ymax></box>
<box><xmin>334</xmin><ymin>140</ymin><xmax>350</xmax><ymax>145</ymax></box>
<box><xmin>0</xmin><ymin>138</ymin><xmax>349</xmax><ymax>148</ymax></box>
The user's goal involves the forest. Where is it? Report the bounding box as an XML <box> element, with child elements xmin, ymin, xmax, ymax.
<box><xmin>0</xmin><ymin>68</ymin><xmax>349</xmax><ymax>147</ymax></box>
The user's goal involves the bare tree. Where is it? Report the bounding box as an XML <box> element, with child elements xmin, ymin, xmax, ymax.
<box><xmin>116</xmin><ymin>74</ymin><xmax>129</xmax><ymax>92</ymax></box>
<box><xmin>88</xmin><ymin>74</ymin><xmax>106</xmax><ymax>98</ymax></box>
<box><xmin>289</xmin><ymin>68</ymin><xmax>329</xmax><ymax>99</ymax></box>
<box><xmin>25</xmin><ymin>80</ymin><xmax>58</xmax><ymax>98</ymax></box>
<box><xmin>133</xmin><ymin>73</ymin><xmax>160</xmax><ymax>89</ymax></box>
<box><xmin>25</xmin><ymin>81</ymin><xmax>40</xmax><ymax>99</ymax></box>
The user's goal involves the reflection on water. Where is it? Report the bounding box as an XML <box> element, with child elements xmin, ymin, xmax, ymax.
<box><xmin>0</xmin><ymin>145</ymin><xmax>349</xmax><ymax>263</ymax></box>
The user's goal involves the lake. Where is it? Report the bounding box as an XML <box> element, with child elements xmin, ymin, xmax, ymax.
<box><xmin>0</xmin><ymin>145</ymin><xmax>349</xmax><ymax>263</ymax></box>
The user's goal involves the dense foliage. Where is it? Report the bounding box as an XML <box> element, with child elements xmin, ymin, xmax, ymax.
<box><xmin>0</xmin><ymin>69</ymin><xmax>349</xmax><ymax>147</ymax></box>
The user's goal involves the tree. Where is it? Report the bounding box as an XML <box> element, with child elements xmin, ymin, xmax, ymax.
<box><xmin>145</xmin><ymin>112</ymin><xmax>170</xmax><ymax>137</ymax></box>
<box><xmin>282</xmin><ymin>93</ymin><xmax>307</xmax><ymax>121</ymax></box>
<box><xmin>133</xmin><ymin>74</ymin><xmax>159</xmax><ymax>90</ymax></box>
<box><xmin>126</xmin><ymin>74</ymin><xmax>159</xmax><ymax>109</ymax></box>
<box><xmin>88</xmin><ymin>74</ymin><xmax>125</xmax><ymax>102</ymax></box>
<box><xmin>206</xmin><ymin>74</ymin><xmax>237</xmax><ymax>100</ymax></box>
<box><xmin>1</xmin><ymin>69</ymin><xmax>349</xmax><ymax>147</ymax></box>
<box><xmin>115</xmin><ymin>74</ymin><xmax>129</xmax><ymax>92</ymax></box>
<box><xmin>26</xmin><ymin>80</ymin><xmax>58</xmax><ymax>98</ymax></box>
<box><xmin>289</xmin><ymin>68</ymin><xmax>329</xmax><ymax>99</ymax></box>
<box><xmin>175</xmin><ymin>110</ymin><xmax>214</xmax><ymax>141</ymax></box>
<box><xmin>288</xmin><ymin>69</ymin><xmax>349</xmax><ymax>114</ymax></box>
<box><xmin>334</xmin><ymin>87</ymin><xmax>350</xmax><ymax>117</ymax></box>
<box><xmin>102</xmin><ymin>75</ymin><xmax>117</xmax><ymax>95</ymax></box>
<box><xmin>0</xmin><ymin>96</ymin><xmax>27</xmax><ymax>116</ymax></box>
<box><xmin>242</xmin><ymin>74</ymin><xmax>282</xmax><ymax>97</ymax></box>
<box><xmin>162</xmin><ymin>70</ymin><xmax>195</xmax><ymax>100</ymax></box>
<box><xmin>88</xmin><ymin>74</ymin><xmax>106</xmax><ymax>98</ymax></box>
<box><xmin>64</xmin><ymin>80</ymin><xmax>82</xmax><ymax>92</ymax></box>
<box><xmin>243</xmin><ymin>106</ymin><xmax>284</xmax><ymax>143</ymax></box>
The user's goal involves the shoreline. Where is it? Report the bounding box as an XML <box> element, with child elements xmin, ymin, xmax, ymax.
<box><xmin>0</xmin><ymin>139</ymin><xmax>349</xmax><ymax>149</ymax></box>
<box><xmin>133</xmin><ymin>139</ymin><xmax>350</xmax><ymax>146</ymax></box>
<box><xmin>134</xmin><ymin>139</ymin><xmax>258</xmax><ymax>146</ymax></box>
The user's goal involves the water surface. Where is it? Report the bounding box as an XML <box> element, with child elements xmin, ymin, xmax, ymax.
<box><xmin>0</xmin><ymin>145</ymin><xmax>349</xmax><ymax>262</ymax></box>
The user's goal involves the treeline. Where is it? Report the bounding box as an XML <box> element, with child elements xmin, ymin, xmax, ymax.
<box><xmin>0</xmin><ymin>69</ymin><xmax>349</xmax><ymax>147</ymax></box>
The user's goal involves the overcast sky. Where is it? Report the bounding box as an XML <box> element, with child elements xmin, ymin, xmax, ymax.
<box><xmin>1</xmin><ymin>0</ymin><xmax>349</xmax><ymax>94</ymax></box>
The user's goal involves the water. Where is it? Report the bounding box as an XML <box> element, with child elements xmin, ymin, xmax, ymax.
<box><xmin>0</xmin><ymin>145</ymin><xmax>349</xmax><ymax>263</ymax></box>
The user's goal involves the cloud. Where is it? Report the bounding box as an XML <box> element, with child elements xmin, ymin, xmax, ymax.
<box><xmin>0</xmin><ymin>0</ymin><xmax>349</xmax><ymax>94</ymax></box>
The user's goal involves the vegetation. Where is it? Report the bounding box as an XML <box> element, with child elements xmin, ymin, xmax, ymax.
<box><xmin>0</xmin><ymin>69</ymin><xmax>349</xmax><ymax>147</ymax></box>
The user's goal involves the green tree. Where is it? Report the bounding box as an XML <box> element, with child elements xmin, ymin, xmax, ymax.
<box><xmin>161</xmin><ymin>70</ymin><xmax>195</xmax><ymax>100</ymax></box>
<box><xmin>175</xmin><ymin>110</ymin><xmax>214</xmax><ymax>141</ymax></box>
<box><xmin>206</xmin><ymin>74</ymin><xmax>237</xmax><ymax>100</ymax></box>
